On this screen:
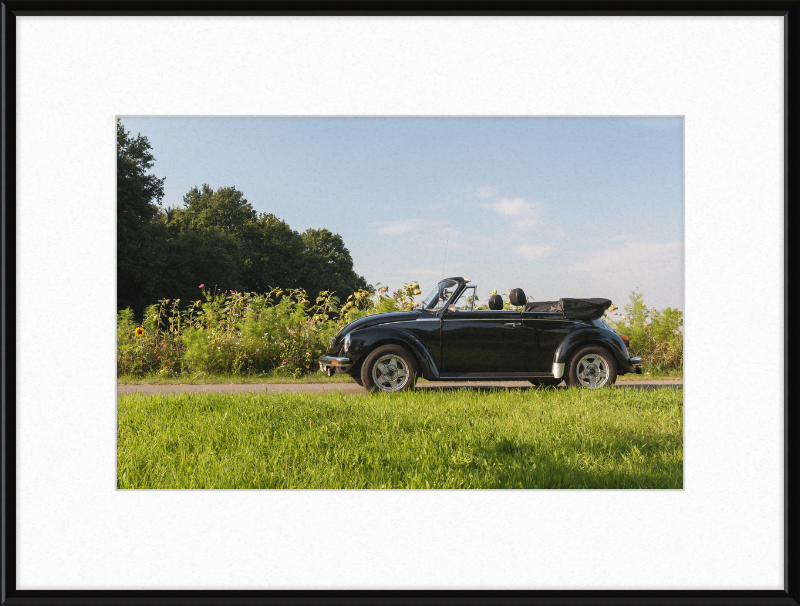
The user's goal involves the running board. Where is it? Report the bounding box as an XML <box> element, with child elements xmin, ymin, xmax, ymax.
<box><xmin>438</xmin><ymin>372</ymin><xmax>556</xmax><ymax>380</ymax></box>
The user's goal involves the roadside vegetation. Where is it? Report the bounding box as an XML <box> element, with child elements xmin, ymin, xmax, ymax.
<box><xmin>118</xmin><ymin>285</ymin><xmax>682</xmax><ymax>383</ymax></box>
<box><xmin>117</xmin><ymin>387</ymin><xmax>683</xmax><ymax>489</ymax></box>
<box><xmin>605</xmin><ymin>291</ymin><xmax>683</xmax><ymax>376</ymax></box>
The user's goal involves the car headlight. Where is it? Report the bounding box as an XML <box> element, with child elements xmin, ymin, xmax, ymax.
<box><xmin>343</xmin><ymin>333</ymin><xmax>351</xmax><ymax>353</ymax></box>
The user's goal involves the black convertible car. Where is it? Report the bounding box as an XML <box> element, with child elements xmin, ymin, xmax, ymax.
<box><xmin>319</xmin><ymin>277</ymin><xmax>642</xmax><ymax>392</ymax></box>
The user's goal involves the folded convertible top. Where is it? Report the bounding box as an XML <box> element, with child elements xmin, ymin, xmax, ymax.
<box><xmin>523</xmin><ymin>298</ymin><xmax>612</xmax><ymax>320</ymax></box>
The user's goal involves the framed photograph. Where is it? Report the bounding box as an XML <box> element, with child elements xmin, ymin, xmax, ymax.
<box><xmin>3</xmin><ymin>2</ymin><xmax>794</xmax><ymax>604</ymax></box>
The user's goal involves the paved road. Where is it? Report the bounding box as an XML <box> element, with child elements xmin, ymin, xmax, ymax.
<box><xmin>118</xmin><ymin>380</ymin><xmax>682</xmax><ymax>397</ymax></box>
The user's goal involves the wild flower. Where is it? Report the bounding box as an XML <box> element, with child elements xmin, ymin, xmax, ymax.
<box><xmin>135</xmin><ymin>327</ymin><xmax>145</xmax><ymax>337</ymax></box>
<box><xmin>199</xmin><ymin>284</ymin><xmax>204</xmax><ymax>288</ymax></box>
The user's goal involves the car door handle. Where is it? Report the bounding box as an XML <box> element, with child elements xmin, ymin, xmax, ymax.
<box><xmin>504</xmin><ymin>322</ymin><xmax>521</xmax><ymax>327</ymax></box>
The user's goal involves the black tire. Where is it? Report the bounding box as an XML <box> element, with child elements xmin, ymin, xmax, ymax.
<box><xmin>528</xmin><ymin>379</ymin><xmax>562</xmax><ymax>387</ymax></box>
<box><xmin>565</xmin><ymin>346</ymin><xmax>617</xmax><ymax>388</ymax></box>
<box><xmin>360</xmin><ymin>345</ymin><xmax>417</xmax><ymax>393</ymax></box>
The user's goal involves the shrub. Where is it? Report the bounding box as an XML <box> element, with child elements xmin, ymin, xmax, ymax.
<box><xmin>117</xmin><ymin>283</ymin><xmax>380</xmax><ymax>378</ymax></box>
<box><xmin>606</xmin><ymin>291</ymin><xmax>683</xmax><ymax>372</ymax></box>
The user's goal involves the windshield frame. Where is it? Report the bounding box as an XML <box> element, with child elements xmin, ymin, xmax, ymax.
<box><xmin>416</xmin><ymin>277</ymin><xmax>467</xmax><ymax>314</ymax></box>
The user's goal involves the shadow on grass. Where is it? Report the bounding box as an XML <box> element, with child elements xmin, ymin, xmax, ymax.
<box><xmin>479</xmin><ymin>438</ymin><xmax>683</xmax><ymax>489</ymax></box>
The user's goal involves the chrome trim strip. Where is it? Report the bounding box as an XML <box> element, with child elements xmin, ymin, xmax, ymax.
<box><xmin>629</xmin><ymin>357</ymin><xmax>643</xmax><ymax>366</ymax></box>
<box><xmin>439</xmin><ymin>317</ymin><xmax>521</xmax><ymax>321</ymax></box>
<box><xmin>552</xmin><ymin>362</ymin><xmax>565</xmax><ymax>379</ymax></box>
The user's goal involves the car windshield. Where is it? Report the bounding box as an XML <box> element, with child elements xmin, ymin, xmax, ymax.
<box><xmin>418</xmin><ymin>279</ymin><xmax>459</xmax><ymax>311</ymax></box>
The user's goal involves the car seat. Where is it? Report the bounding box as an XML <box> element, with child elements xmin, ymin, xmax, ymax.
<box><xmin>509</xmin><ymin>288</ymin><xmax>526</xmax><ymax>307</ymax></box>
<box><xmin>488</xmin><ymin>294</ymin><xmax>504</xmax><ymax>310</ymax></box>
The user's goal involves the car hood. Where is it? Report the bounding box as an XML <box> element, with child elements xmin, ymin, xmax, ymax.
<box><xmin>338</xmin><ymin>311</ymin><xmax>421</xmax><ymax>336</ymax></box>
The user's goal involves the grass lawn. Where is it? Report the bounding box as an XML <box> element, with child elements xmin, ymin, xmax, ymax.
<box><xmin>117</xmin><ymin>387</ymin><xmax>683</xmax><ymax>489</ymax></box>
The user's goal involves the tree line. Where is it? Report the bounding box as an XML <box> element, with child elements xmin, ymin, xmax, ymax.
<box><xmin>117</xmin><ymin>120</ymin><xmax>370</xmax><ymax>319</ymax></box>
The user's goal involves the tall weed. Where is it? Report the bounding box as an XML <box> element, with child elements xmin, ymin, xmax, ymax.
<box><xmin>117</xmin><ymin>285</ymin><xmax>376</xmax><ymax>378</ymax></box>
<box><xmin>606</xmin><ymin>291</ymin><xmax>683</xmax><ymax>371</ymax></box>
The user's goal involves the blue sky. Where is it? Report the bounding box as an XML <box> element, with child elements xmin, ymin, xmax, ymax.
<box><xmin>119</xmin><ymin>117</ymin><xmax>683</xmax><ymax>313</ymax></box>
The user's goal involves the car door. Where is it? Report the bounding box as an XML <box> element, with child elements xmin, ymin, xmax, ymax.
<box><xmin>441</xmin><ymin>309</ymin><xmax>523</xmax><ymax>373</ymax></box>
<box><xmin>521</xmin><ymin>312</ymin><xmax>577</xmax><ymax>372</ymax></box>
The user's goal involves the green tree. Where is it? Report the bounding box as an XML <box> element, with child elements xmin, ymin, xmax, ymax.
<box><xmin>164</xmin><ymin>186</ymin><xmax>369</xmax><ymax>302</ymax></box>
<box><xmin>161</xmin><ymin>227</ymin><xmax>243</xmax><ymax>302</ymax></box>
<box><xmin>167</xmin><ymin>184</ymin><xmax>257</xmax><ymax>235</ymax></box>
<box><xmin>300</xmin><ymin>228</ymin><xmax>370</xmax><ymax>298</ymax></box>
<box><xmin>117</xmin><ymin>119</ymin><xmax>166</xmax><ymax>314</ymax></box>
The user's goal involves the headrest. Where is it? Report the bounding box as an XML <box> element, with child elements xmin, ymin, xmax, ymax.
<box><xmin>488</xmin><ymin>294</ymin><xmax>504</xmax><ymax>310</ymax></box>
<box><xmin>509</xmin><ymin>288</ymin><xmax>526</xmax><ymax>306</ymax></box>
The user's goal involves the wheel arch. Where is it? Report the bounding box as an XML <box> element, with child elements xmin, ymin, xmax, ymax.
<box><xmin>554</xmin><ymin>328</ymin><xmax>629</xmax><ymax>372</ymax></box>
<box><xmin>348</xmin><ymin>329</ymin><xmax>440</xmax><ymax>380</ymax></box>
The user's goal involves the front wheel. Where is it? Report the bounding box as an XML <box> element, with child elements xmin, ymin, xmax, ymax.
<box><xmin>566</xmin><ymin>346</ymin><xmax>617</xmax><ymax>388</ymax></box>
<box><xmin>361</xmin><ymin>345</ymin><xmax>417</xmax><ymax>393</ymax></box>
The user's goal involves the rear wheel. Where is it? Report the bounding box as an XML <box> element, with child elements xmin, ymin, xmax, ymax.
<box><xmin>361</xmin><ymin>345</ymin><xmax>417</xmax><ymax>393</ymax></box>
<box><xmin>566</xmin><ymin>346</ymin><xmax>617</xmax><ymax>388</ymax></box>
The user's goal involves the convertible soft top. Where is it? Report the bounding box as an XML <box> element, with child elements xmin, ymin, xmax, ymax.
<box><xmin>523</xmin><ymin>298</ymin><xmax>612</xmax><ymax>320</ymax></box>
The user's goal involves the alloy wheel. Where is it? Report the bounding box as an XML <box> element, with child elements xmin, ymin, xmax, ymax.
<box><xmin>371</xmin><ymin>354</ymin><xmax>410</xmax><ymax>392</ymax></box>
<box><xmin>576</xmin><ymin>353</ymin><xmax>610</xmax><ymax>388</ymax></box>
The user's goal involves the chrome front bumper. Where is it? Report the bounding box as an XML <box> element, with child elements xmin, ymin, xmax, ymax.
<box><xmin>318</xmin><ymin>355</ymin><xmax>352</xmax><ymax>374</ymax></box>
<box><xmin>629</xmin><ymin>357</ymin><xmax>643</xmax><ymax>374</ymax></box>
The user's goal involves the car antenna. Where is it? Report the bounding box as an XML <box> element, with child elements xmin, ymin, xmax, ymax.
<box><xmin>440</xmin><ymin>240</ymin><xmax>448</xmax><ymax>282</ymax></box>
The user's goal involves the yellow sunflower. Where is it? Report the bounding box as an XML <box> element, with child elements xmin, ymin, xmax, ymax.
<box><xmin>134</xmin><ymin>327</ymin><xmax>145</xmax><ymax>337</ymax></box>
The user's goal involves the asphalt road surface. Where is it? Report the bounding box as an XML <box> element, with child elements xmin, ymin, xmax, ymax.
<box><xmin>118</xmin><ymin>380</ymin><xmax>683</xmax><ymax>397</ymax></box>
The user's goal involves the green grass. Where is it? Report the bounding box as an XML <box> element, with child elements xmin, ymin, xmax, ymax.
<box><xmin>117</xmin><ymin>387</ymin><xmax>683</xmax><ymax>489</ymax></box>
<box><xmin>615</xmin><ymin>368</ymin><xmax>683</xmax><ymax>381</ymax></box>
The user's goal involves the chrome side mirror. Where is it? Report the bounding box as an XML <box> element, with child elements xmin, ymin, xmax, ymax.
<box><xmin>448</xmin><ymin>304</ymin><xmax>456</xmax><ymax>312</ymax></box>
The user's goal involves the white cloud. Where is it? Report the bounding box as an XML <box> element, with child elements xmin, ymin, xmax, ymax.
<box><xmin>377</xmin><ymin>222</ymin><xmax>416</xmax><ymax>234</ymax></box>
<box><xmin>564</xmin><ymin>241</ymin><xmax>682</xmax><ymax>276</ymax></box>
<box><xmin>486</xmin><ymin>197</ymin><xmax>542</xmax><ymax>231</ymax></box>
<box><xmin>488</xmin><ymin>197</ymin><xmax>530</xmax><ymax>217</ymax></box>
<box><xmin>561</xmin><ymin>240</ymin><xmax>683</xmax><ymax>309</ymax></box>
<box><xmin>514</xmin><ymin>244</ymin><xmax>555</xmax><ymax>260</ymax></box>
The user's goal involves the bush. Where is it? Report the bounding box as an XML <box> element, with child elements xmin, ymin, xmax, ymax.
<box><xmin>117</xmin><ymin>284</ymin><xmax>378</xmax><ymax>378</ymax></box>
<box><xmin>605</xmin><ymin>291</ymin><xmax>683</xmax><ymax>372</ymax></box>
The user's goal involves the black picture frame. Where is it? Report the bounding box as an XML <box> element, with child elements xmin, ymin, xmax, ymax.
<box><xmin>1</xmin><ymin>2</ymin><xmax>795</xmax><ymax>605</ymax></box>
